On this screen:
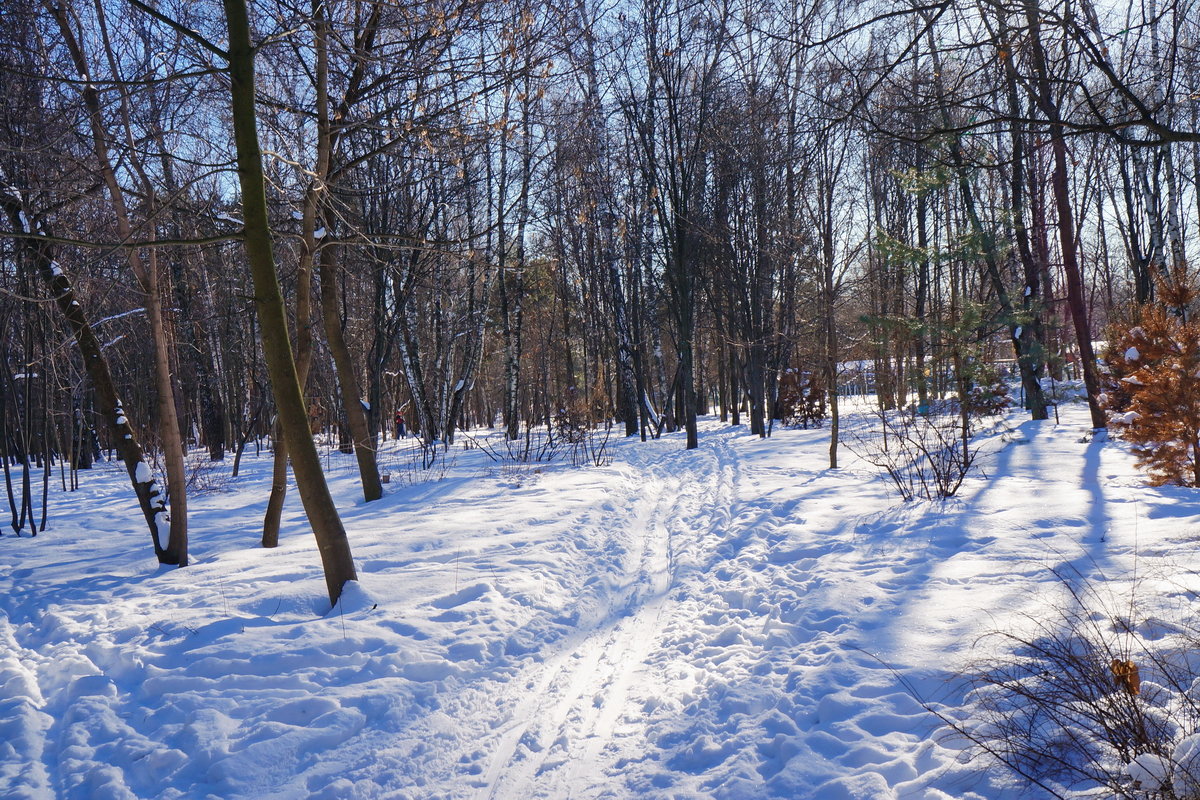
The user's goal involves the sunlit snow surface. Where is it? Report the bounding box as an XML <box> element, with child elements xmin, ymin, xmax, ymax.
<box><xmin>2</xmin><ymin>399</ymin><xmax>1199</xmax><ymax>799</ymax></box>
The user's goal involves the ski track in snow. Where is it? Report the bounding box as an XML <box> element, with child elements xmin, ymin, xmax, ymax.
<box><xmin>2</xmin><ymin>402</ymin><xmax>1199</xmax><ymax>799</ymax></box>
<box><xmin>474</xmin><ymin>436</ymin><xmax>736</xmax><ymax>800</ymax></box>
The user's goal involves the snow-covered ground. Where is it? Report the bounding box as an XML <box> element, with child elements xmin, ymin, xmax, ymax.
<box><xmin>2</xmin><ymin>400</ymin><xmax>1198</xmax><ymax>799</ymax></box>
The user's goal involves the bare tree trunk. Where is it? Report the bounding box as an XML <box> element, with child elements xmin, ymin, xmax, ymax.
<box><xmin>914</xmin><ymin>187</ymin><xmax>931</xmax><ymax>412</ymax></box>
<box><xmin>48</xmin><ymin>0</ymin><xmax>187</xmax><ymax>563</ymax></box>
<box><xmin>822</xmin><ymin>195</ymin><xmax>840</xmax><ymax>470</ymax></box>
<box><xmin>224</xmin><ymin>0</ymin><xmax>357</xmax><ymax>605</ymax></box>
<box><xmin>318</xmin><ymin>245</ymin><xmax>382</xmax><ymax>500</ymax></box>
<box><xmin>995</xmin><ymin>13</ymin><xmax>1049</xmax><ymax>419</ymax></box>
<box><xmin>1023</xmin><ymin>0</ymin><xmax>1106</xmax><ymax>428</ymax></box>
<box><xmin>1</xmin><ymin>198</ymin><xmax>169</xmax><ymax>558</ymax></box>
<box><xmin>145</xmin><ymin>247</ymin><xmax>189</xmax><ymax>563</ymax></box>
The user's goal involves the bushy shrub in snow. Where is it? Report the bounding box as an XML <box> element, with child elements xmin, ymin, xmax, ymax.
<box><xmin>965</xmin><ymin>379</ymin><xmax>1014</xmax><ymax>416</ymax></box>
<box><xmin>846</xmin><ymin>404</ymin><xmax>976</xmax><ymax>501</ymax></box>
<box><xmin>776</xmin><ymin>368</ymin><xmax>827</xmax><ymax>428</ymax></box>
<box><xmin>1103</xmin><ymin>278</ymin><xmax>1200</xmax><ymax>487</ymax></box>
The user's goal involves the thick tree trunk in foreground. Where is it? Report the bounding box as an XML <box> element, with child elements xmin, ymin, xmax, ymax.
<box><xmin>224</xmin><ymin>0</ymin><xmax>356</xmax><ymax>605</ymax></box>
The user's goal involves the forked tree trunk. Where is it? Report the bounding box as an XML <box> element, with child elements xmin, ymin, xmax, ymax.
<box><xmin>262</xmin><ymin>193</ymin><xmax>317</xmax><ymax>547</ymax></box>
<box><xmin>224</xmin><ymin>0</ymin><xmax>356</xmax><ymax>605</ymax></box>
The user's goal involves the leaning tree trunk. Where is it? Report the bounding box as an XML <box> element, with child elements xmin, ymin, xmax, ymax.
<box><xmin>262</xmin><ymin>194</ymin><xmax>317</xmax><ymax>548</ymax></box>
<box><xmin>1</xmin><ymin>199</ymin><xmax>170</xmax><ymax>560</ymax></box>
<box><xmin>224</xmin><ymin>0</ymin><xmax>356</xmax><ymax>605</ymax></box>
<box><xmin>264</xmin><ymin>0</ymin><xmax>333</xmax><ymax>545</ymax></box>
<box><xmin>308</xmin><ymin>0</ymin><xmax>380</xmax><ymax>502</ymax></box>
<box><xmin>47</xmin><ymin>0</ymin><xmax>188</xmax><ymax>564</ymax></box>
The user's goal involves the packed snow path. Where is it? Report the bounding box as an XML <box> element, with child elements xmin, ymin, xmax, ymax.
<box><xmin>2</xmin><ymin>404</ymin><xmax>1197</xmax><ymax>799</ymax></box>
<box><xmin>478</xmin><ymin>447</ymin><xmax>682</xmax><ymax>797</ymax></box>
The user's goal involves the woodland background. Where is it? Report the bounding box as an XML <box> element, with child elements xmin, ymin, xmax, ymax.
<box><xmin>2</xmin><ymin>0</ymin><xmax>1199</xmax><ymax>600</ymax></box>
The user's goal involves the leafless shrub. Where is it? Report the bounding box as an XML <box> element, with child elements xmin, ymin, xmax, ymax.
<box><xmin>377</xmin><ymin>438</ymin><xmax>454</xmax><ymax>485</ymax></box>
<box><xmin>185</xmin><ymin>452</ymin><xmax>234</xmax><ymax>495</ymax></box>
<box><xmin>847</xmin><ymin>405</ymin><xmax>975</xmax><ymax>501</ymax></box>
<box><xmin>944</xmin><ymin>570</ymin><xmax>1200</xmax><ymax>799</ymax></box>
<box><xmin>465</xmin><ymin>411</ymin><xmax>611</xmax><ymax>468</ymax></box>
<box><xmin>569</xmin><ymin>420</ymin><xmax>612</xmax><ymax>468</ymax></box>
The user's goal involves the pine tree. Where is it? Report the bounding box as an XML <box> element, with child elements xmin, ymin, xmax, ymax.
<box><xmin>1106</xmin><ymin>277</ymin><xmax>1200</xmax><ymax>487</ymax></box>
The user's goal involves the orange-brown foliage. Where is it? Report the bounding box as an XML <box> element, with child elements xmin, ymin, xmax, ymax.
<box><xmin>1105</xmin><ymin>277</ymin><xmax>1200</xmax><ymax>487</ymax></box>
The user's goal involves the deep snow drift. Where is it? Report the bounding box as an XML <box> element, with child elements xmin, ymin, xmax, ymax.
<box><xmin>2</xmin><ymin>400</ymin><xmax>1197</xmax><ymax>799</ymax></box>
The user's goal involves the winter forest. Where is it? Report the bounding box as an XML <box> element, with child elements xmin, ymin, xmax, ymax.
<box><xmin>4</xmin><ymin>0</ymin><xmax>1200</xmax><ymax>796</ymax></box>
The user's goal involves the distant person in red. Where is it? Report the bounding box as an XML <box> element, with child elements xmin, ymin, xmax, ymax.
<box><xmin>394</xmin><ymin>410</ymin><xmax>406</xmax><ymax>439</ymax></box>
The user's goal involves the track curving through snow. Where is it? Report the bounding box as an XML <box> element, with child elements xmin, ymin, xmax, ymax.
<box><xmin>3</xmin><ymin>405</ymin><xmax>1185</xmax><ymax>800</ymax></box>
<box><xmin>475</xmin><ymin>433</ymin><xmax>739</xmax><ymax>800</ymax></box>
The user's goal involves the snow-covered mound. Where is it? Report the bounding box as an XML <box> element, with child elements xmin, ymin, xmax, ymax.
<box><xmin>1</xmin><ymin>403</ymin><xmax>1196</xmax><ymax>799</ymax></box>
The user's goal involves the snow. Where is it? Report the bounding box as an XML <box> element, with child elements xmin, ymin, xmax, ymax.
<box><xmin>643</xmin><ymin>390</ymin><xmax>661</xmax><ymax>427</ymax></box>
<box><xmin>1126</xmin><ymin>346</ymin><xmax>1140</xmax><ymax>361</ymax></box>
<box><xmin>1130</xmin><ymin>753</ymin><xmax>1172</xmax><ymax>791</ymax></box>
<box><xmin>133</xmin><ymin>461</ymin><xmax>151</xmax><ymax>483</ymax></box>
<box><xmin>313</xmin><ymin>227</ymin><xmax>327</xmax><ymax>238</ymax></box>
<box><xmin>1</xmin><ymin>402</ymin><xmax>1196</xmax><ymax>799</ymax></box>
<box><xmin>95</xmin><ymin>309</ymin><xmax>147</xmax><ymax>328</ymax></box>
<box><xmin>1173</xmin><ymin>734</ymin><xmax>1200</xmax><ymax>796</ymax></box>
